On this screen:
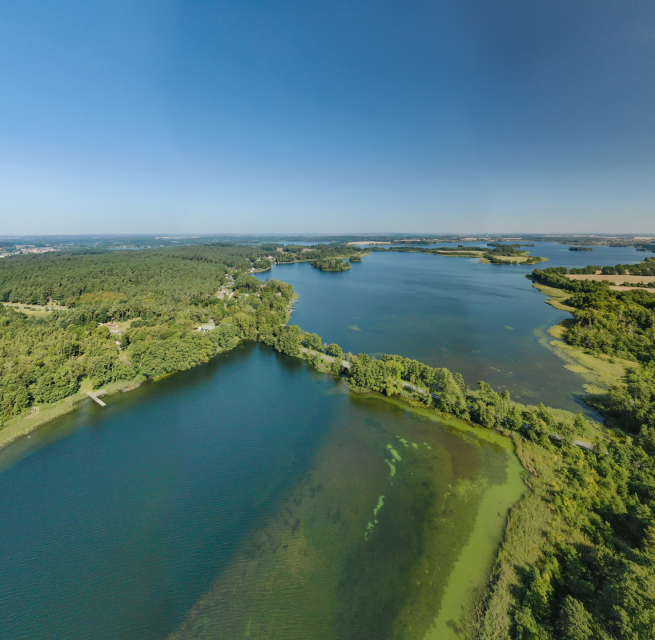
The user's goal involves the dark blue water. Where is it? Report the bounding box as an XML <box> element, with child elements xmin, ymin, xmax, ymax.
<box><xmin>258</xmin><ymin>243</ymin><xmax>646</xmax><ymax>411</ymax></box>
<box><xmin>0</xmin><ymin>344</ymin><xmax>338</xmax><ymax>640</ymax></box>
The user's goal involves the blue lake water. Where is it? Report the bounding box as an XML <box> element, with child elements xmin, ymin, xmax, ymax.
<box><xmin>258</xmin><ymin>242</ymin><xmax>646</xmax><ymax>411</ymax></box>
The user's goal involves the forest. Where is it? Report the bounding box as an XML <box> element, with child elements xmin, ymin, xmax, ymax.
<box><xmin>0</xmin><ymin>246</ymin><xmax>294</xmax><ymax>422</ymax></box>
<box><xmin>310</xmin><ymin>258</ymin><xmax>350</xmax><ymax>271</ymax></box>
<box><xmin>531</xmin><ymin>261</ymin><xmax>655</xmax><ymax>365</ymax></box>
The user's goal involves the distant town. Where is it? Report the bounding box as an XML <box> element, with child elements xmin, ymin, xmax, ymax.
<box><xmin>0</xmin><ymin>245</ymin><xmax>57</xmax><ymax>258</ymax></box>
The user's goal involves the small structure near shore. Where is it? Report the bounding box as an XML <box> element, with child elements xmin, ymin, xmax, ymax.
<box><xmin>87</xmin><ymin>390</ymin><xmax>106</xmax><ymax>407</ymax></box>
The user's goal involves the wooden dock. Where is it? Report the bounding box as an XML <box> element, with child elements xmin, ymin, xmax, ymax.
<box><xmin>87</xmin><ymin>390</ymin><xmax>107</xmax><ymax>407</ymax></box>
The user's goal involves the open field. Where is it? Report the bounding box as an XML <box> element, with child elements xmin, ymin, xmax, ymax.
<box><xmin>2</xmin><ymin>302</ymin><xmax>68</xmax><ymax>313</ymax></box>
<box><xmin>566</xmin><ymin>273</ymin><xmax>655</xmax><ymax>292</ymax></box>
<box><xmin>566</xmin><ymin>273</ymin><xmax>655</xmax><ymax>284</ymax></box>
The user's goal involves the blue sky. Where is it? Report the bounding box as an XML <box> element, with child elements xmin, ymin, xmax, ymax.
<box><xmin>1</xmin><ymin>0</ymin><xmax>654</xmax><ymax>235</ymax></box>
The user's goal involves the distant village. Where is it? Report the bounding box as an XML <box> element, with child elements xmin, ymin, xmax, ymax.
<box><xmin>0</xmin><ymin>246</ymin><xmax>57</xmax><ymax>258</ymax></box>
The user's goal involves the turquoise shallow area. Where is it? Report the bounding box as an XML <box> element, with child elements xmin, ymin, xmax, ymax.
<box><xmin>258</xmin><ymin>243</ymin><xmax>644</xmax><ymax>411</ymax></box>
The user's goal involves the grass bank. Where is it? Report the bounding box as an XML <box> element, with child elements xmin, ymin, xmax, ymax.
<box><xmin>0</xmin><ymin>376</ymin><xmax>145</xmax><ymax>450</ymax></box>
<box><xmin>531</xmin><ymin>282</ymin><xmax>639</xmax><ymax>395</ymax></box>
<box><xmin>531</xmin><ymin>282</ymin><xmax>576</xmax><ymax>312</ymax></box>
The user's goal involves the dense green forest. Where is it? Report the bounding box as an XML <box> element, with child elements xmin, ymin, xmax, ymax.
<box><xmin>310</xmin><ymin>258</ymin><xmax>350</xmax><ymax>271</ymax></box>
<box><xmin>531</xmin><ymin>261</ymin><xmax>655</xmax><ymax>365</ymax></box>
<box><xmin>0</xmin><ymin>246</ymin><xmax>294</xmax><ymax>422</ymax></box>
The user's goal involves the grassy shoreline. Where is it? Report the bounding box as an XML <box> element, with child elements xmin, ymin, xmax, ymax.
<box><xmin>531</xmin><ymin>281</ymin><xmax>639</xmax><ymax>394</ymax></box>
<box><xmin>0</xmin><ymin>376</ymin><xmax>145</xmax><ymax>450</ymax></box>
<box><xmin>0</xmin><ymin>336</ymin><xmax>258</xmax><ymax>452</ymax></box>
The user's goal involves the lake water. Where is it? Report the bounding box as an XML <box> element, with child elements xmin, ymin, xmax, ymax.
<box><xmin>0</xmin><ymin>241</ymin><xmax>645</xmax><ymax>639</ymax></box>
<box><xmin>0</xmin><ymin>343</ymin><xmax>522</xmax><ymax>640</ymax></box>
<box><xmin>258</xmin><ymin>242</ymin><xmax>646</xmax><ymax>412</ymax></box>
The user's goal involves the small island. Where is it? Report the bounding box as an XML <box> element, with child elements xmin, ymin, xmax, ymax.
<box><xmin>569</xmin><ymin>246</ymin><xmax>593</xmax><ymax>251</ymax></box>
<box><xmin>310</xmin><ymin>258</ymin><xmax>351</xmax><ymax>272</ymax></box>
<box><xmin>482</xmin><ymin>245</ymin><xmax>547</xmax><ymax>264</ymax></box>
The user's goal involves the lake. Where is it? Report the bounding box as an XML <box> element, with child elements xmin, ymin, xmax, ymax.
<box><xmin>0</xmin><ymin>241</ymin><xmax>645</xmax><ymax>639</ymax></box>
<box><xmin>258</xmin><ymin>242</ymin><xmax>646</xmax><ymax>412</ymax></box>
<box><xmin>0</xmin><ymin>342</ymin><xmax>523</xmax><ymax>640</ymax></box>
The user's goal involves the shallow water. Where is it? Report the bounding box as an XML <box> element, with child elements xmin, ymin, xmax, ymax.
<box><xmin>170</xmin><ymin>394</ymin><xmax>523</xmax><ymax>640</ymax></box>
<box><xmin>0</xmin><ymin>343</ymin><xmax>522</xmax><ymax>640</ymax></box>
<box><xmin>258</xmin><ymin>243</ymin><xmax>645</xmax><ymax>411</ymax></box>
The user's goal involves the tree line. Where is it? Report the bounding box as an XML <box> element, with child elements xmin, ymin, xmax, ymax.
<box><xmin>310</xmin><ymin>258</ymin><xmax>351</xmax><ymax>271</ymax></box>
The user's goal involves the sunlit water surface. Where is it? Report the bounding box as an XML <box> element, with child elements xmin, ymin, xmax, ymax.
<box><xmin>0</xmin><ymin>242</ymin><xmax>646</xmax><ymax>639</ymax></box>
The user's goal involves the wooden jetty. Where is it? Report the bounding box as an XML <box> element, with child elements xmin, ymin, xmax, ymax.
<box><xmin>87</xmin><ymin>390</ymin><xmax>107</xmax><ymax>407</ymax></box>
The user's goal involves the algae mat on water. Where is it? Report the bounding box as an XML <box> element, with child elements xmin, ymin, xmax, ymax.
<box><xmin>169</xmin><ymin>392</ymin><xmax>524</xmax><ymax>640</ymax></box>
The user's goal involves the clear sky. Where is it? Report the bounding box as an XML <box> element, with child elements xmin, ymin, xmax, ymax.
<box><xmin>1</xmin><ymin>0</ymin><xmax>654</xmax><ymax>235</ymax></box>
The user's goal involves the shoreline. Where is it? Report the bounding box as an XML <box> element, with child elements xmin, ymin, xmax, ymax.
<box><xmin>0</xmin><ymin>283</ymin><xmax>300</xmax><ymax>453</ymax></box>
<box><xmin>0</xmin><ymin>340</ymin><xmax>251</xmax><ymax>452</ymax></box>
<box><xmin>0</xmin><ymin>376</ymin><xmax>145</xmax><ymax>450</ymax></box>
<box><xmin>0</xmin><ymin>329</ymin><xmax>593</xmax><ymax>637</ymax></box>
<box><xmin>530</xmin><ymin>281</ymin><xmax>638</xmax><ymax>394</ymax></box>
<box><xmin>363</xmin><ymin>394</ymin><xmax>526</xmax><ymax>640</ymax></box>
